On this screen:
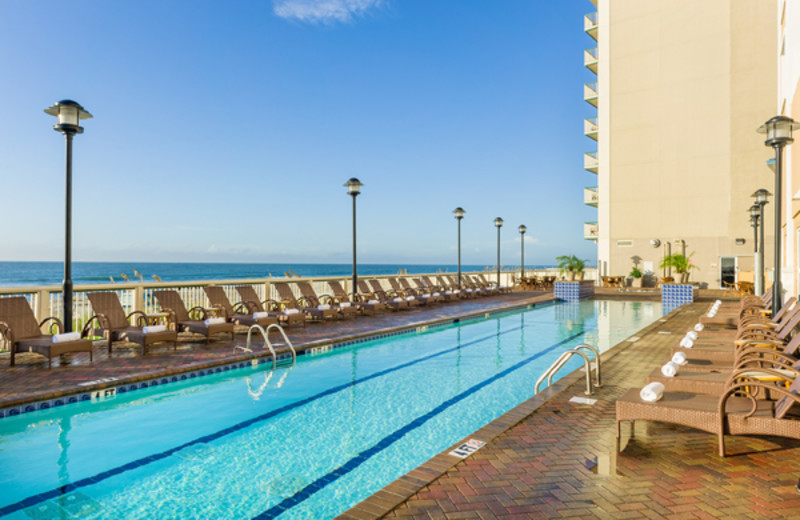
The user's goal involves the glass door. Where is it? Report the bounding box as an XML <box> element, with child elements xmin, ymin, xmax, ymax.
<box><xmin>720</xmin><ymin>256</ymin><xmax>736</xmax><ymax>289</ymax></box>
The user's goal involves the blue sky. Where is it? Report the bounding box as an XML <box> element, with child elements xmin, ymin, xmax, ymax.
<box><xmin>0</xmin><ymin>0</ymin><xmax>598</xmax><ymax>267</ymax></box>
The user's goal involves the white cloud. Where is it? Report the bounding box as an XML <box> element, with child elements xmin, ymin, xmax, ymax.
<box><xmin>273</xmin><ymin>0</ymin><xmax>384</xmax><ymax>23</ymax></box>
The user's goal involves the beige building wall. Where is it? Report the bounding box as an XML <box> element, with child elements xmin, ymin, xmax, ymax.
<box><xmin>782</xmin><ymin>0</ymin><xmax>800</xmax><ymax>300</ymax></box>
<box><xmin>598</xmin><ymin>0</ymin><xmax>777</xmax><ymax>288</ymax></box>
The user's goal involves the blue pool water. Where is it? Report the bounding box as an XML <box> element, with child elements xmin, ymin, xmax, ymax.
<box><xmin>0</xmin><ymin>300</ymin><xmax>661</xmax><ymax>519</ymax></box>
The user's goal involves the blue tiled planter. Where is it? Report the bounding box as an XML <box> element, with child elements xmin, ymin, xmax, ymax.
<box><xmin>662</xmin><ymin>283</ymin><xmax>694</xmax><ymax>312</ymax></box>
<box><xmin>554</xmin><ymin>281</ymin><xmax>595</xmax><ymax>302</ymax></box>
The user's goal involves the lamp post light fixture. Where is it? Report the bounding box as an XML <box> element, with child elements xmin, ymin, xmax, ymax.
<box><xmin>494</xmin><ymin>217</ymin><xmax>504</xmax><ymax>286</ymax></box>
<box><xmin>453</xmin><ymin>207</ymin><xmax>466</xmax><ymax>288</ymax></box>
<box><xmin>44</xmin><ymin>100</ymin><xmax>92</xmax><ymax>332</ymax></box>
<box><xmin>748</xmin><ymin>204</ymin><xmax>761</xmax><ymax>295</ymax></box>
<box><xmin>344</xmin><ymin>178</ymin><xmax>363</xmax><ymax>301</ymax></box>
<box><xmin>757</xmin><ymin>116</ymin><xmax>800</xmax><ymax>314</ymax></box>
<box><xmin>518</xmin><ymin>225</ymin><xmax>527</xmax><ymax>282</ymax></box>
<box><xmin>752</xmin><ymin>189</ymin><xmax>771</xmax><ymax>297</ymax></box>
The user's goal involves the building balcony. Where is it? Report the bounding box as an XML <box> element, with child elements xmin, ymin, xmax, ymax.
<box><xmin>584</xmin><ymin>186</ymin><xmax>598</xmax><ymax>207</ymax></box>
<box><xmin>584</xmin><ymin>117</ymin><xmax>598</xmax><ymax>140</ymax></box>
<box><xmin>584</xmin><ymin>151</ymin><xmax>598</xmax><ymax>173</ymax></box>
<box><xmin>584</xmin><ymin>81</ymin><xmax>598</xmax><ymax>107</ymax></box>
<box><xmin>584</xmin><ymin>222</ymin><xmax>599</xmax><ymax>241</ymax></box>
<box><xmin>584</xmin><ymin>47</ymin><xmax>598</xmax><ymax>74</ymax></box>
<box><xmin>585</xmin><ymin>12</ymin><xmax>598</xmax><ymax>40</ymax></box>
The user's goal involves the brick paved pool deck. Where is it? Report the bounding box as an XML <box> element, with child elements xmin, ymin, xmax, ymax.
<box><xmin>342</xmin><ymin>299</ymin><xmax>800</xmax><ymax>520</ymax></box>
<box><xmin>0</xmin><ymin>291</ymin><xmax>552</xmax><ymax>410</ymax></box>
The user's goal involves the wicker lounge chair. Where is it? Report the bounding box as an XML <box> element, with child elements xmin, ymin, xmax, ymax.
<box><xmin>368</xmin><ymin>279</ymin><xmax>410</xmax><ymax>309</ymax></box>
<box><xmin>416</xmin><ymin>277</ymin><xmax>453</xmax><ymax>302</ymax></box>
<box><xmin>86</xmin><ymin>292</ymin><xmax>177</xmax><ymax>357</ymax></box>
<box><xmin>204</xmin><ymin>286</ymin><xmax>278</xmax><ymax>329</ymax></box>
<box><xmin>234</xmin><ymin>285</ymin><xmax>306</xmax><ymax>327</ymax></box>
<box><xmin>399</xmin><ymin>278</ymin><xmax>442</xmax><ymax>304</ymax></box>
<box><xmin>325</xmin><ymin>280</ymin><xmax>382</xmax><ymax>313</ymax></box>
<box><xmin>0</xmin><ymin>296</ymin><xmax>93</xmax><ymax>367</ymax></box>
<box><xmin>153</xmin><ymin>290</ymin><xmax>234</xmax><ymax>342</ymax></box>
<box><xmin>617</xmin><ymin>377</ymin><xmax>800</xmax><ymax>456</ymax></box>
<box><xmin>437</xmin><ymin>275</ymin><xmax>474</xmax><ymax>299</ymax></box>
<box><xmin>357</xmin><ymin>280</ymin><xmax>407</xmax><ymax>310</ymax></box>
<box><xmin>386</xmin><ymin>278</ymin><xmax>426</xmax><ymax>307</ymax></box>
<box><xmin>272</xmin><ymin>282</ymin><xmax>337</xmax><ymax>321</ymax></box>
<box><xmin>295</xmin><ymin>281</ymin><xmax>358</xmax><ymax>318</ymax></box>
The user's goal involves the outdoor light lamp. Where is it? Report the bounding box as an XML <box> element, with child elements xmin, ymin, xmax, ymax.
<box><xmin>751</xmin><ymin>189</ymin><xmax>771</xmax><ymax>296</ymax></box>
<box><xmin>453</xmin><ymin>207</ymin><xmax>466</xmax><ymax>288</ymax></box>
<box><xmin>748</xmin><ymin>205</ymin><xmax>759</xmax><ymax>254</ymax></box>
<box><xmin>518</xmin><ymin>225</ymin><xmax>527</xmax><ymax>282</ymax></box>
<box><xmin>757</xmin><ymin>116</ymin><xmax>799</xmax><ymax>314</ymax></box>
<box><xmin>494</xmin><ymin>218</ymin><xmax>504</xmax><ymax>286</ymax></box>
<box><xmin>344</xmin><ymin>178</ymin><xmax>363</xmax><ymax>301</ymax></box>
<box><xmin>45</xmin><ymin>100</ymin><xmax>92</xmax><ymax>332</ymax></box>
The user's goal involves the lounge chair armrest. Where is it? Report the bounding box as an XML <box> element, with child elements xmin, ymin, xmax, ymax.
<box><xmin>39</xmin><ymin>317</ymin><xmax>64</xmax><ymax>335</ymax></box>
<box><xmin>126</xmin><ymin>310</ymin><xmax>149</xmax><ymax>327</ymax></box>
<box><xmin>734</xmin><ymin>356</ymin><xmax>797</xmax><ymax>372</ymax></box>
<box><xmin>188</xmin><ymin>306</ymin><xmax>208</xmax><ymax>320</ymax></box>
<box><xmin>211</xmin><ymin>304</ymin><xmax>229</xmax><ymax>319</ymax></box>
<box><xmin>720</xmin><ymin>381</ymin><xmax>800</xmax><ymax>419</ymax></box>
<box><xmin>318</xmin><ymin>295</ymin><xmax>338</xmax><ymax>305</ymax></box>
<box><xmin>160</xmin><ymin>308</ymin><xmax>178</xmax><ymax>329</ymax></box>
<box><xmin>296</xmin><ymin>296</ymin><xmax>316</xmax><ymax>308</ymax></box>
<box><xmin>0</xmin><ymin>321</ymin><xmax>14</xmax><ymax>344</ymax></box>
<box><xmin>735</xmin><ymin>348</ymin><xmax>798</xmax><ymax>366</ymax></box>
<box><xmin>232</xmin><ymin>301</ymin><xmax>249</xmax><ymax>314</ymax></box>
<box><xmin>262</xmin><ymin>299</ymin><xmax>282</xmax><ymax>311</ymax></box>
<box><xmin>82</xmin><ymin>314</ymin><xmax>108</xmax><ymax>337</ymax></box>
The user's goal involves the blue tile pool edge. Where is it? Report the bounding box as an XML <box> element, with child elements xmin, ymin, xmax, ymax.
<box><xmin>0</xmin><ymin>299</ymin><xmax>556</xmax><ymax>420</ymax></box>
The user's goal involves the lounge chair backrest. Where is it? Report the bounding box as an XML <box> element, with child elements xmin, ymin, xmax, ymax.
<box><xmin>235</xmin><ymin>286</ymin><xmax>264</xmax><ymax>312</ymax></box>
<box><xmin>0</xmin><ymin>296</ymin><xmax>43</xmax><ymax>340</ymax></box>
<box><xmin>774</xmin><ymin>378</ymin><xmax>800</xmax><ymax>419</ymax></box>
<box><xmin>204</xmin><ymin>286</ymin><xmax>234</xmax><ymax>316</ymax></box>
<box><xmin>437</xmin><ymin>276</ymin><xmax>452</xmax><ymax>289</ymax></box>
<box><xmin>295</xmin><ymin>282</ymin><xmax>317</xmax><ymax>301</ymax></box>
<box><xmin>368</xmin><ymin>280</ymin><xmax>385</xmax><ymax>293</ymax></box>
<box><xmin>87</xmin><ymin>292</ymin><xmax>129</xmax><ymax>329</ymax></box>
<box><xmin>777</xmin><ymin>308</ymin><xmax>800</xmax><ymax>340</ymax></box>
<box><xmin>328</xmin><ymin>280</ymin><xmax>348</xmax><ymax>300</ymax></box>
<box><xmin>784</xmin><ymin>334</ymin><xmax>800</xmax><ymax>357</ymax></box>
<box><xmin>153</xmin><ymin>290</ymin><xmax>190</xmax><ymax>322</ymax></box>
<box><xmin>357</xmin><ymin>280</ymin><xmax>373</xmax><ymax>294</ymax></box>
<box><xmin>400</xmin><ymin>279</ymin><xmax>414</xmax><ymax>291</ymax></box>
<box><xmin>387</xmin><ymin>279</ymin><xmax>403</xmax><ymax>291</ymax></box>
<box><xmin>272</xmin><ymin>283</ymin><xmax>299</xmax><ymax>307</ymax></box>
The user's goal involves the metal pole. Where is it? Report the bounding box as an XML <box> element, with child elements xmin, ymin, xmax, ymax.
<box><xmin>351</xmin><ymin>194</ymin><xmax>357</xmax><ymax>302</ymax></box>
<box><xmin>457</xmin><ymin>219</ymin><xmax>462</xmax><ymax>289</ymax></box>
<box><xmin>63</xmin><ymin>133</ymin><xmax>74</xmax><ymax>332</ymax></box>
<box><xmin>773</xmin><ymin>144</ymin><xmax>783</xmax><ymax>316</ymax></box>
<box><xmin>759</xmin><ymin>203</ymin><xmax>766</xmax><ymax>296</ymax></box>
<box><xmin>496</xmin><ymin>227</ymin><xmax>501</xmax><ymax>286</ymax></box>
<box><xmin>520</xmin><ymin>234</ymin><xmax>524</xmax><ymax>281</ymax></box>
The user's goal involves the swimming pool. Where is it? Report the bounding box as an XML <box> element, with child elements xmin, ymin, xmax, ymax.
<box><xmin>0</xmin><ymin>300</ymin><xmax>661</xmax><ymax>519</ymax></box>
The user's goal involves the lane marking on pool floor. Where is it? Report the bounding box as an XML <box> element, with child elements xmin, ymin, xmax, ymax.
<box><xmin>0</xmin><ymin>323</ymin><xmax>537</xmax><ymax>518</ymax></box>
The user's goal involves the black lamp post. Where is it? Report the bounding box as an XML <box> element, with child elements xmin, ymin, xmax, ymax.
<box><xmin>453</xmin><ymin>207</ymin><xmax>465</xmax><ymax>288</ymax></box>
<box><xmin>344</xmin><ymin>178</ymin><xmax>363</xmax><ymax>301</ymax></box>
<box><xmin>748</xmin><ymin>205</ymin><xmax>760</xmax><ymax>254</ymax></box>
<box><xmin>45</xmin><ymin>100</ymin><xmax>92</xmax><ymax>332</ymax></box>
<box><xmin>757</xmin><ymin>116</ymin><xmax>799</xmax><ymax>315</ymax></box>
<box><xmin>518</xmin><ymin>225</ymin><xmax>526</xmax><ymax>281</ymax></box>
<box><xmin>752</xmin><ymin>189</ymin><xmax>770</xmax><ymax>297</ymax></box>
<box><xmin>494</xmin><ymin>217</ymin><xmax>503</xmax><ymax>286</ymax></box>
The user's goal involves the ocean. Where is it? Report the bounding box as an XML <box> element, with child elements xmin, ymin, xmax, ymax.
<box><xmin>0</xmin><ymin>262</ymin><xmax>545</xmax><ymax>288</ymax></box>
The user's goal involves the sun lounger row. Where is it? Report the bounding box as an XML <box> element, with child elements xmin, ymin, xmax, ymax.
<box><xmin>0</xmin><ymin>274</ymin><xmax>514</xmax><ymax>367</ymax></box>
<box><xmin>616</xmin><ymin>294</ymin><xmax>800</xmax><ymax>456</ymax></box>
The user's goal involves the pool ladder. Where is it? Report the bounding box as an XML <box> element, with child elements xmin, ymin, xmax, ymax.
<box><xmin>534</xmin><ymin>344</ymin><xmax>602</xmax><ymax>396</ymax></box>
<box><xmin>236</xmin><ymin>324</ymin><xmax>297</xmax><ymax>370</ymax></box>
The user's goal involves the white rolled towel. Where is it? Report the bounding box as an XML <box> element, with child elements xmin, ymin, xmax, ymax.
<box><xmin>393</xmin><ymin>297</ymin><xmax>403</xmax><ymax>302</ymax></box>
<box><xmin>142</xmin><ymin>325</ymin><xmax>166</xmax><ymax>334</ymax></box>
<box><xmin>367</xmin><ymin>299</ymin><xmax>380</xmax><ymax>305</ymax></box>
<box><xmin>679</xmin><ymin>337</ymin><xmax>694</xmax><ymax>348</ymax></box>
<box><xmin>640</xmin><ymin>382</ymin><xmax>665</xmax><ymax>403</ymax></box>
<box><xmin>317</xmin><ymin>304</ymin><xmax>331</xmax><ymax>310</ymax></box>
<box><xmin>340</xmin><ymin>302</ymin><xmax>351</xmax><ymax>308</ymax></box>
<box><xmin>252</xmin><ymin>311</ymin><xmax>270</xmax><ymax>319</ymax></box>
<box><xmin>661</xmin><ymin>361</ymin><xmax>679</xmax><ymax>377</ymax></box>
<box><xmin>672</xmin><ymin>351</ymin><xmax>688</xmax><ymax>366</ymax></box>
<box><xmin>707</xmin><ymin>310</ymin><xmax>717</xmax><ymax>318</ymax></box>
<box><xmin>52</xmin><ymin>332</ymin><xmax>81</xmax><ymax>343</ymax></box>
<box><xmin>432</xmin><ymin>292</ymin><xmax>440</xmax><ymax>297</ymax></box>
<box><xmin>405</xmin><ymin>296</ymin><xmax>415</xmax><ymax>301</ymax></box>
<box><xmin>204</xmin><ymin>317</ymin><xmax>225</xmax><ymax>326</ymax></box>
<box><xmin>284</xmin><ymin>308</ymin><xmax>300</xmax><ymax>315</ymax></box>
<box><xmin>686</xmin><ymin>331</ymin><xmax>699</xmax><ymax>340</ymax></box>
<box><xmin>423</xmin><ymin>294</ymin><xmax>431</xmax><ymax>298</ymax></box>
<box><xmin>694</xmin><ymin>323</ymin><xmax>705</xmax><ymax>332</ymax></box>
<box><xmin>715</xmin><ymin>299</ymin><xmax>722</xmax><ymax>305</ymax></box>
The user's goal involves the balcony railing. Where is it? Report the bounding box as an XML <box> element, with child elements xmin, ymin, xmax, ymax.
<box><xmin>585</xmin><ymin>12</ymin><xmax>598</xmax><ymax>39</ymax></box>
<box><xmin>584</xmin><ymin>222</ymin><xmax>599</xmax><ymax>241</ymax></box>
<box><xmin>584</xmin><ymin>151</ymin><xmax>598</xmax><ymax>173</ymax></box>
<box><xmin>584</xmin><ymin>186</ymin><xmax>598</xmax><ymax>207</ymax></box>
<box><xmin>584</xmin><ymin>47</ymin><xmax>598</xmax><ymax>73</ymax></box>
<box><xmin>584</xmin><ymin>118</ymin><xmax>598</xmax><ymax>140</ymax></box>
<box><xmin>584</xmin><ymin>82</ymin><xmax>598</xmax><ymax>107</ymax></box>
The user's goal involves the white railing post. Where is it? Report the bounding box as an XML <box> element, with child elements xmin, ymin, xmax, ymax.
<box><xmin>134</xmin><ymin>284</ymin><xmax>145</xmax><ymax>313</ymax></box>
<box><xmin>36</xmin><ymin>289</ymin><xmax>49</xmax><ymax>321</ymax></box>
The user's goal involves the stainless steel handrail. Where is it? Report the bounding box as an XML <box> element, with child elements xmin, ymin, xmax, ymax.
<box><xmin>534</xmin><ymin>343</ymin><xmax>601</xmax><ymax>396</ymax></box>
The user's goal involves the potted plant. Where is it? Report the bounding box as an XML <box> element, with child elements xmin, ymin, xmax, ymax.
<box><xmin>659</xmin><ymin>253</ymin><xmax>697</xmax><ymax>283</ymax></box>
<box><xmin>629</xmin><ymin>266</ymin><xmax>643</xmax><ymax>288</ymax></box>
<box><xmin>556</xmin><ymin>255</ymin><xmax>588</xmax><ymax>281</ymax></box>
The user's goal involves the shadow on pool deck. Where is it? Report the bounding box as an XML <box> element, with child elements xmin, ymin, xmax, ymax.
<box><xmin>0</xmin><ymin>291</ymin><xmax>553</xmax><ymax>410</ymax></box>
<box><xmin>341</xmin><ymin>302</ymin><xmax>800</xmax><ymax>520</ymax></box>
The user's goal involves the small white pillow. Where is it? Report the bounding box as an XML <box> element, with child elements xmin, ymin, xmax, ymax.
<box><xmin>661</xmin><ymin>361</ymin><xmax>679</xmax><ymax>377</ymax></box>
<box><xmin>368</xmin><ymin>299</ymin><xmax>380</xmax><ymax>305</ymax></box>
<box><xmin>284</xmin><ymin>308</ymin><xmax>300</xmax><ymax>315</ymax></box>
<box><xmin>252</xmin><ymin>311</ymin><xmax>270</xmax><ymax>319</ymax></box>
<box><xmin>694</xmin><ymin>323</ymin><xmax>704</xmax><ymax>332</ymax></box>
<box><xmin>640</xmin><ymin>382</ymin><xmax>665</xmax><ymax>402</ymax></box>
<box><xmin>52</xmin><ymin>332</ymin><xmax>81</xmax><ymax>343</ymax></box>
<box><xmin>317</xmin><ymin>304</ymin><xmax>331</xmax><ymax>310</ymax></box>
<box><xmin>340</xmin><ymin>302</ymin><xmax>351</xmax><ymax>308</ymax></box>
<box><xmin>142</xmin><ymin>325</ymin><xmax>166</xmax><ymax>334</ymax></box>
<box><xmin>204</xmin><ymin>317</ymin><xmax>225</xmax><ymax>326</ymax></box>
